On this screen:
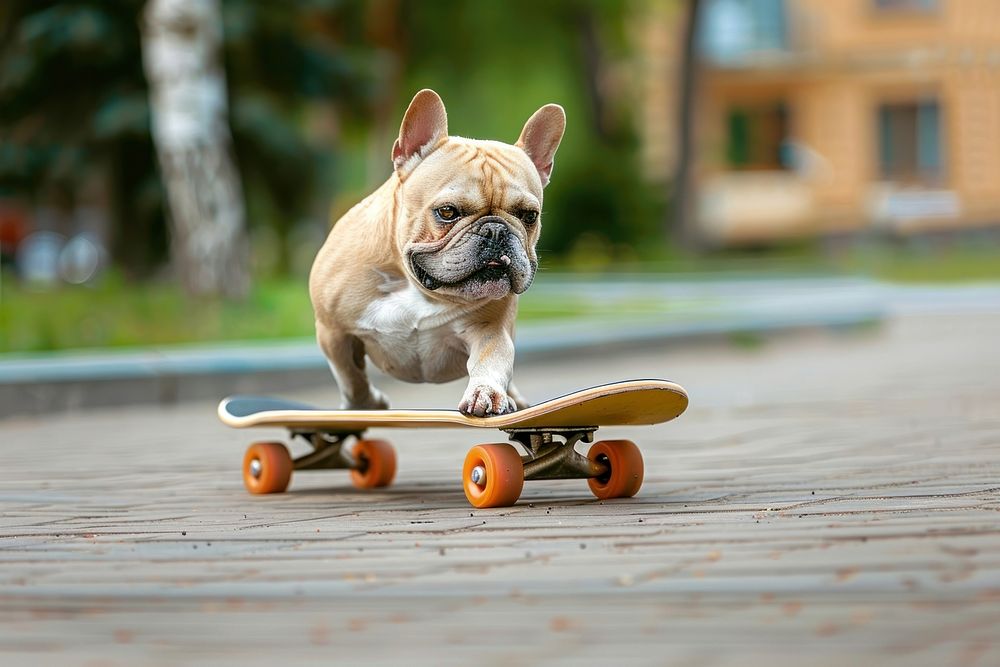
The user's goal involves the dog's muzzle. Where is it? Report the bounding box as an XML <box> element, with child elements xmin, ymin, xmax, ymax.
<box><xmin>410</xmin><ymin>215</ymin><xmax>535</xmax><ymax>297</ymax></box>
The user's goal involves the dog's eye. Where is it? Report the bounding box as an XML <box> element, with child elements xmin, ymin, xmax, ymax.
<box><xmin>520</xmin><ymin>210</ymin><xmax>539</xmax><ymax>225</ymax></box>
<box><xmin>434</xmin><ymin>205</ymin><xmax>460</xmax><ymax>222</ymax></box>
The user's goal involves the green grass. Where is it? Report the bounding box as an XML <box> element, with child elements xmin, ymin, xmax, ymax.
<box><xmin>835</xmin><ymin>247</ymin><xmax>1000</xmax><ymax>283</ymax></box>
<box><xmin>545</xmin><ymin>240</ymin><xmax>1000</xmax><ymax>284</ymax></box>
<box><xmin>517</xmin><ymin>294</ymin><xmax>687</xmax><ymax>321</ymax></box>
<box><xmin>0</xmin><ymin>275</ymin><xmax>316</xmax><ymax>353</ymax></box>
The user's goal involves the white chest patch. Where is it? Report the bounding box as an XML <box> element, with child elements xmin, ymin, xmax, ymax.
<box><xmin>355</xmin><ymin>283</ymin><xmax>469</xmax><ymax>383</ymax></box>
<box><xmin>357</xmin><ymin>283</ymin><xmax>463</xmax><ymax>333</ymax></box>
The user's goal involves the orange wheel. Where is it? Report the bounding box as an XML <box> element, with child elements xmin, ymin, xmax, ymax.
<box><xmin>243</xmin><ymin>441</ymin><xmax>293</xmax><ymax>494</ymax></box>
<box><xmin>462</xmin><ymin>443</ymin><xmax>524</xmax><ymax>509</ymax></box>
<box><xmin>350</xmin><ymin>439</ymin><xmax>397</xmax><ymax>489</ymax></box>
<box><xmin>587</xmin><ymin>439</ymin><xmax>644</xmax><ymax>500</ymax></box>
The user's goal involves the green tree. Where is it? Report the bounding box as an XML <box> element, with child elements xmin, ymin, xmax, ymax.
<box><xmin>671</xmin><ymin>0</ymin><xmax>703</xmax><ymax>250</ymax></box>
<box><xmin>0</xmin><ymin>0</ymin><xmax>375</xmax><ymax>282</ymax></box>
<box><xmin>221</xmin><ymin>0</ymin><xmax>377</xmax><ymax>275</ymax></box>
<box><xmin>392</xmin><ymin>0</ymin><xmax>660</xmax><ymax>261</ymax></box>
<box><xmin>0</xmin><ymin>0</ymin><xmax>167</xmax><ymax>276</ymax></box>
<box><xmin>2</xmin><ymin>0</ymin><xmax>660</xmax><ymax>283</ymax></box>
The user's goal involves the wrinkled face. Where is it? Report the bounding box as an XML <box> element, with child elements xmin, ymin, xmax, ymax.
<box><xmin>400</xmin><ymin>139</ymin><xmax>543</xmax><ymax>301</ymax></box>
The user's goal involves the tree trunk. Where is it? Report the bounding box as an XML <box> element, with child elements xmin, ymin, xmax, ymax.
<box><xmin>576</xmin><ymin>8</ymin><xmax>612</xmax><ymax>144</ymax></box>
<box><xmin>141</xmin><ymin>0</ymin><xmax>249</xmax><ymax>298</ymax></box>
<box><xmin>365</xmin><ymin>0</ymin><xmax>405</xmax><ymax>187</ymax></box>
<box><xmin>671</xmin><ymin>0</ymin><xmax>703</xmax><ymax>250</ymax></box>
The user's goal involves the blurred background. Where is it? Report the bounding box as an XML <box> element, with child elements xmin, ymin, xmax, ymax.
<box><xmin>1</xmin><ymin>0</ymin><xmax>998</xmax><ymax>357</ymax></box>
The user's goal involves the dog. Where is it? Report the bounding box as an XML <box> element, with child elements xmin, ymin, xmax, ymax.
<box><xmin>309</xmin><ymin>89</ymin><xmax>565</xmax><ymax>417</ymax></box>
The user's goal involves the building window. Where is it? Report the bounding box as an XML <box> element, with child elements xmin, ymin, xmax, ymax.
<box><xmin>726</xmin><ymin>103</ymin><xmax>790</xmax><ymax>170</ymax></box>
<box><xmin>700</xmin><ymin>0</ymin><xmax>788</xmax><ymax>64</ymax></box>
<box><xmin>878</xmin><ymin>100</ymin><xmax>942</xmax><ymax>182</ymax></box>
<box><xmin>873</xmin><ymin>0</ymin><xmax>939</xmax><ymax>12</ymax></box>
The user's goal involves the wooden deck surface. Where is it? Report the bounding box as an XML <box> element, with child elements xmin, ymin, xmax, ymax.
<box><xmin>1</xmin><ymin>311</ymin><xmax>998</xmax><ymax>666</ymax></box>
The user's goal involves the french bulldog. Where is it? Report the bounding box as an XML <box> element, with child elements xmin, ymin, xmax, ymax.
<box><xmin>309</xmin><ymin>89</ymin><xmax>565</xmax><ymax>416</ymax></box>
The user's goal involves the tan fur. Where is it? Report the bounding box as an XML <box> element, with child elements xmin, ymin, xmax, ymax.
<box><xmin>309</xmin><ymin>89</ymin><xmax>564</xmax><ymax>416</ymax></box>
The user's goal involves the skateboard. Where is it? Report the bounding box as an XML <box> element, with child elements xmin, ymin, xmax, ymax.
<box><xmin>218</xmin><ymin>379</ymin><xmax>688</xmax><ymax>508</ymax></box>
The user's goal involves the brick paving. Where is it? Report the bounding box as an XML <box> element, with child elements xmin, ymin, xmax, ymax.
<box><xmin>1</xmin><ymin>312</ymin><xmax>998</xmax><ymax>666</ymax></box>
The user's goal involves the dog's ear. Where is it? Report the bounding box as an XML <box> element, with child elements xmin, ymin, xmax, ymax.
<box><xmin>516</xmin><ymin>104</ymin><xmax>565</xmax><ymax>187</ymax></box>
<box><xmin>392</xmin><ymin>89</ymin><xmax>449</xmax><ymax>172</ymax></box>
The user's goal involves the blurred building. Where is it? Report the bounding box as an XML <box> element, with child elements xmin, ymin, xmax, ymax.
<box><xmin>638</xmin><ymin>0</ymin><xmax>1000</xmax><ymax>244</ymax></box>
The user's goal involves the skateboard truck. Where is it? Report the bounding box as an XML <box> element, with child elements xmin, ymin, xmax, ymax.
<box><xmin>288</xmin><ymin>431</ymin><xmax>363</xmax><ymax>472</ymax></box>
<box><xmin>506</xmin><ymin>428</ymin><xmax>607</xmax><ymax>481</ymax></box>
<box><xmin>240</xmin><ymin>429</ymin><xmax>396</xmax><ymax>496</ymax></box>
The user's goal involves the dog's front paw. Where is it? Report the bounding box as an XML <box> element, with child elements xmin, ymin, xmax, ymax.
<box><xmin>341</xmin><ymin>387</ymin><xmax>390</xmax><ymax>411</ymax></box>
<box><xmin>459</xmin><ymin>383</ymin><xmax>515</xmax><ymax>417</ymax></box>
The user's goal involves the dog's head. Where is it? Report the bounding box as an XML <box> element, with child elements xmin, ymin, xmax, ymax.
<box><xmin>391</xmin><ymin>89</ymin><xmax>565</xmax><ymax>301</ymax></box>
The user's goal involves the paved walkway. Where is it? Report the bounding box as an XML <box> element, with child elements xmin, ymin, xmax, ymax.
<box><xmin>1</xmin><ymin>311</ymin><xmax>998</xmax><ymax>665</ymax></box>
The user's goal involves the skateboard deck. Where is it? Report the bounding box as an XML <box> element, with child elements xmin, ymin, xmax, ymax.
<box><xmin>219</xmin><ymin>379</ymin><xmax>687</xmax><ymax>431</ymax></box>
<box><xmin>219</xmin><ymin>379</ymin><xmax>688</xmax><ymax>508</ymax></box>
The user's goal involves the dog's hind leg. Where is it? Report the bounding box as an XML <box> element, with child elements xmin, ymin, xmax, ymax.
<box><xmin>316</xmin><ymin>323</ymin><xmax>389</xmax><ymax>410</ymax></box>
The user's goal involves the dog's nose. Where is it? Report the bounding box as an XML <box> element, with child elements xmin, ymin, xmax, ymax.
<box><xmin>479</xmin><ymin>220</ymin><xmax>509</xmax><ymax>243</ymax></box>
